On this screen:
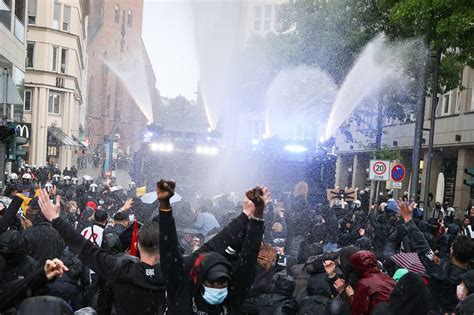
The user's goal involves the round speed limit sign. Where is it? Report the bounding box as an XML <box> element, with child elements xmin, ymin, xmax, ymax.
<box><xmin>370</xmin><ymin>160</ymin><xmax>390</xmax><ymax>181</ymax></box>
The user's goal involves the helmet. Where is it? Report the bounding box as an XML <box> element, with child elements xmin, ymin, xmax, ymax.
<box><xmin>33</xmin><ymin>165</ymin><xmax>37</xmax><ymax>168</ymax></box>
<box><xmin>129</xmin><ymin>182</ymin><xmax>136</xmax><ymax>189</ymax></box>
<box><xmin>22</xmin><ymin>173</ymin><xmax>32</xmax><ymax>180</ymax></box>
<box><xmin>71</xmin><ymin>177</ymin><xmax>79</xmax><ymax>185</ymax></box>
<box><xmin>64</xmin><ymin>175</ymin><xmax>71</xmax><ymax>184</ymax></box>
<box><xmin>353</xmin><ymin>200</ymin><xmax>361</xmax><ymax>208</ymax></box>
<box><xmin>89</xmin><ymin>183</ymin><xmax>98</xmax><ymax>193</ymax></box>
<box><xmin>83</xmin><ymin>175</ymin><xmax>93</xmax><ymax>182</ymax></box>
<box><xmin>8</xmin><ymin>173</ymin><xmax>18</xmax><ymax>180</ymax></box>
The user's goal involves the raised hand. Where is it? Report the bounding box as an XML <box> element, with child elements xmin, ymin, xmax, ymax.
<box><xmin>246</xmin><ymin>186</ymin><xmax>270</xmax><ymax>219</ymax></box>
<box><xmin>39</xmin><ymin>189</ymin><xmax>61</xmax><ymax>222</ymax></box>
<box><xmin>44</xmin><ymin>258</ymin><xmax>69</xmax><ymax>280</ymax></box>
<box><xmin>122</xmin><ymin>198</ymin><xmax>134</xmax><ymax>212</ymax></box>
<box><xmin>156</xmin><ymin>180</ymin><xmax>175</xmax><ymax>209</ymax></box>
<box><xmin>397</xmin><ymin>199</ymin><xmax>416</xmax><ymax>223</ymax></box>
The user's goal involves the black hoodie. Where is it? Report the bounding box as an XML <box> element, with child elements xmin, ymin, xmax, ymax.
<box><xmin>159</xmin><ymin>209</ymin><xmax>264</xmax><ymax>315</ymax></box>
<box><xmin>372</xmin><ymin>272</ymin><xmax>429</xmax><ymax>315</ymax></box>
<box><xmin>51</xmin><ymin>217</ymin><xmax>166</xmax><ymax>315</ymax></box>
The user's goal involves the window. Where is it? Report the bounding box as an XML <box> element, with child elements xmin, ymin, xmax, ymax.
<box><xmin>60</xmin><ymin>48</ymin><xmax>68</xmax><ymax>73</ymax></box>
<box><xmin>471</xmin><ymin>88</ymin><xmax>474</xmax><ymax>111</ymax></box>
<box><xmin>63</xmin><ymin>5</ymin><xmax>71</xmax><ymax>31</ymax></box>
<box><xmin>24</xmin><ymin>90</ymin><xmax>32</xmax><ymax>111</ymax></box>
<box><xmin>47</xmin><ymin>146</ymin><xmax>58</xmax><ymax>157</ymax></box>
<box><xmin>455</xmin><ymin>90</ymin><xmax>462</xmax><ymax>113</ymax></box>
<box><xmin>26</xmin><ymin>42</ymin><xmax>34</xmax><ymax>68</ymax></box>
<box><xmin>48</xmin><ymin>91</ymin><xmax>61</xmax><ymax>114</ymax></box>
<box><xmin>53</xmin><ymin>1</ymin><xmax>61</xmax><ymax>29</ymax></box>
<box><xmin>254</xmin><ymin>6</ymin><xmax>261</xmax><ymax>31</ymax></box>
<box><xmin>442</xmin><ymin>94</ymin><xmax>451</xmax><ymax>115</ymax></box>
<box><xmin>114</xmin><ymin>5</ymin><xmax>119</xmax><ymax>23</ymax></box>
<box><xmin>28</xmin><ymin>0</ymin><xmax>37</xmax><ymax>24</ymax></box>
<box><xmin>127</xmin><ymin>10</ymin><xmax>132</xmax><ymax>27</ymax></box>
<box><xmin>264</xmin><ymin>5</ymin><xmax>272</xmax><ymax>31</ymax></box>
<box><xmin>52</xmin><ymin>46</ymin><xmax>58</xmax><ymax>71</ymax></box>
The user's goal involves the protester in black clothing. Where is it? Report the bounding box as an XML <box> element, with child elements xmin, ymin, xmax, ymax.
<box><xmin>243</xmin><ymin>274</ymin><xmax>297</xmax><ymax>315</ymax></box>
<box><xmin>337</xmin><ymin>216</ymin><xmax>358</xmax><ymax>247</ymax></box>
<box><xmin>439</xmin><ymin>223</ymin><xmax>461</xmax><ymax>259</ymax></box>
<box><xmin>158</xmin><ymin>180</ymin><xmax>269</xmax><ymax>315</ymax></box>
<box><xmin>400</xmin><ymin>201</ymin><xmax>474</xmax><ymax>314</ymax></box>
<box><xmin>0</xmin><ymin>230</ymin><xmax>37</xmax><ymax>284</ymax></box>
<box><xmin>38</xmin><ymin>189</ymin><xmax>167</xmax><ymax>315</ymax></box>
<box><xmin>372</xmin><ymin>272</ymin><xmax>430</xmax><ymax>315</ymax></box>
<box><xmin>298</xmin><ymin>276</ymin><xmax>344</xmax><ymax>315</ymax></box>
<box><xmin>22</xmin><ymin>211</ymin><xmax>65</xmax><ymax>266</ymax></box>
<box><xmin>0</xmin><ymin>258</ymin><xmax>69</xmax><ymax>312</ymax></box>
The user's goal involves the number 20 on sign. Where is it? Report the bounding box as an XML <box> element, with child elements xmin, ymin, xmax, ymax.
<box><xmin>369</xmin><ymin>160</ymin><xmax>390</xmax><ymax>181</ymax></box>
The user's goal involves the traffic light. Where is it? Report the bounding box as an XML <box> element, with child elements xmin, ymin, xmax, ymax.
<box><xmin>8</xmin><ymin>135</ymin><xmax>28</xmax><ymax>161</ymax></box>
<box><xmin>464</xmin><ymin>168</ymin><xmax>474</xmax><ymax>186</ymax></box>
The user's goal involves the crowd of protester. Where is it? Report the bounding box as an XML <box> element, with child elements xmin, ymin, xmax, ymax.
<box><xmin>0</xmin><ymin>172</ymin><xmax>473</xmax><ymax>314</ymax></box>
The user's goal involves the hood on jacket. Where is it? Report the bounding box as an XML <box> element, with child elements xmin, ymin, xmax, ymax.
<box><xmin>388</xmin><ymin>272</ymin><xmax>429</xmax><ymax>314</ymax></box>
<box><xmin>339</xmin><ymin>245</ymin><xmax>361</xmax><ymax>288</ymax></box>
<box><xmin>350</xmin><ymin>250</ymin><xmax>378</xmax><ymax>274</ymax></box>
<box><xmin>0</xmin><ymin>230</ymin><xmax>28</xmax><ymax>263</ymax></box>
<box><xmin>447</xmin><ymin>223</ymin><xmax>460</xmax><ymax>236</ymax></box>
<box><xmin>306</xmin><ymin>276</ymin><xmax>332</xmax><ymax>298</ymax></box>
<box><xmin>191</xmin><ymin>251</ymin><xmax>233</xmax><ymax>289</ymax></box>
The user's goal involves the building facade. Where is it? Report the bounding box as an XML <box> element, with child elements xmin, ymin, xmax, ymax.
<box><xmin>86</xmin><ymin>0</ymin><xmax>158</xmax><ymax>158</ymax></box>
<box><xmin>0</xmin><ymin>0</ymin><xmax>27</xmax><ymax>178</ymax></box>
<box><xmin>23</xmin><ymin>0</ymin><xmax>89</xmax><ymax>168</ymax></box>
<box><xmin>334</xmin><ymin>66</ymin><xmax>474</xmax><ymax>211</ymax></box>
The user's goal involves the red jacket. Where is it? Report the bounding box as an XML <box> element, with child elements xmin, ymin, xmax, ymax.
<box><xmin>349</xmin><ymin>250</ymin><xmax>396</xmax><ymax>315</ymax></box>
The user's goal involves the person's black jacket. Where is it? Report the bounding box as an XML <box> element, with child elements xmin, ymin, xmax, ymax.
<box><xmin>372</xmin><ymin>272</ymin><xmax>430</xmax><ymax>315</ymax></box>
<box><xmin>242</xmin><ymin>274</ymin><xmax>297</xmax><ymax>315</ymax></box>
<box><xmin>22</xmin><ymin>220</ymin><xmax>65</xmax><ymax>266</ymax></box>
<box><xmin>404</xmin><ymin>220</ymin><xmax>469</xmax><ymax>313</ymax></box>
<box><xmin>298</xmin><ymin>276</ymin><xmax>348</xmax><ymax>315</ymax></box>
<box><xmin>159</xmin><ymin>208</ymin><xmax>264</xmax><ymax>315</ymax></box>
<box><xmin>439</xmin><ymin>224</ymin><xmax>460</xmax><ymax>259</ymax></box>
<box><xmin>0</xmin><ymin>196</ymin><xmax>23</xmax><ymax>234</ymax></box>
<box><xmin>337</xmin><ymin>222</ymin><xmax>358</xmax><ymax>247</ymax></box>
<box><xmin>0</xmin><ymin>266</ymin><xmax>50</xmax><ymax>312</ymax></box>
<box><xmin>51</xmin><ymin>217</ymin><xmax>166</xmax><ymax>315</ymax></box>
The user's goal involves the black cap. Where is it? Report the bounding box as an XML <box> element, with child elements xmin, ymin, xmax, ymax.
<box><xmin>205</xmin><ymin>263</ymin><xmax>231</xmax><ymax>282</ymax></box>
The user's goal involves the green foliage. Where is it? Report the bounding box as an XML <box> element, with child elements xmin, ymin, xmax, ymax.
<box><xmin>158</xmin><ymin>96</ymin><xmax>207</xmax><ymax>132</ymax></box>
<box><xmin>374</xmin><ymin>145</ymin><xmax>403</xmax><ymax>161</ymax></box>
<box><xmin>383</xmin><ymin>0</ymin><xmax>474</xmax><ymax>91</ymax></box>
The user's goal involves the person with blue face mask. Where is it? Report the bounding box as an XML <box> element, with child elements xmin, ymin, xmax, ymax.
<box><xmin>158</xmin><ymin>180</ymin><xmax>270</xmax><ymax>315</ymax></box>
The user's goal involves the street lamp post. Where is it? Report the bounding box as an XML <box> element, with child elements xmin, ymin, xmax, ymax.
<box><xmin>423</xmin><ymin>49</ymin><xmax>442</xmax><ymax>218</ymax></box>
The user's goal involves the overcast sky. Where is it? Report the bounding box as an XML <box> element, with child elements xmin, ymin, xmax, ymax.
<box><xmin>142</xmin><ymin>0</ymin><xmax>199</xmax><ymax>100</ymax></box>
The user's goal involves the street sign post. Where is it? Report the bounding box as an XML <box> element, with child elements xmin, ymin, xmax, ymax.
<box><xmin>391</xmin><ymin>164</ymin><xmax>405</xmax><ymax>182</ymax></box>
<box><xmin>390</xmin><ymin>163</ymin><xmax>405</xmax><ymax>190</ymax></box>
<box><xmin>369</xmin><ymin>160</ymin><xmax>390</xmax><ymax>181</ymax></box>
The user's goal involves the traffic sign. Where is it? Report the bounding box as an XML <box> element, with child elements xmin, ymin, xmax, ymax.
<box><xmin>391</xmin><ymin>164</ymin><xmax>405</xmax><ymax>182</ymax></box>
<box><xmin>369</xmin><ymin>160</ymin><xmax>390</xmax><ymax>181</ymax></box>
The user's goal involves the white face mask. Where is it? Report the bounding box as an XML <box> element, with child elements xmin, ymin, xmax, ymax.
<box><xmin>457</xmin><ymin>283</ymin><xmax>467</xmax><ymax>301</ymax></box>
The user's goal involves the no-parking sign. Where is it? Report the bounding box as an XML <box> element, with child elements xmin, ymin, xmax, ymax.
<box><xmin>369</xmin><ymin>160</ymin><xmax>390</xmax><ymax>181</ymax></box>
